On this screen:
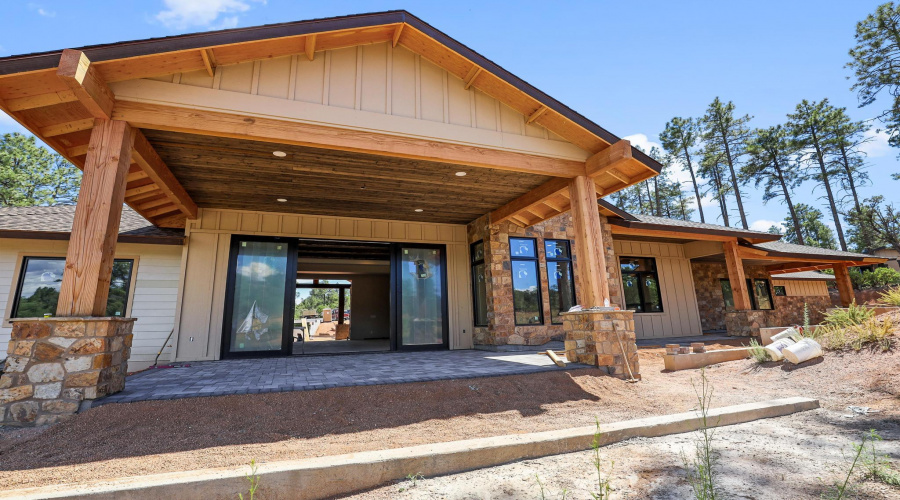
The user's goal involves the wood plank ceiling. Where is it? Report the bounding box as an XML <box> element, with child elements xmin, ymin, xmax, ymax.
<box><xmin>143</xmin><ymin>130</ymin><xmax>553</xmax><ymax>224</ymax></box>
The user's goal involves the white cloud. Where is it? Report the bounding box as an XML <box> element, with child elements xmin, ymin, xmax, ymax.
<box><xmin>28</xmin><ymin>3</ymin><xmax>55</xmax><ymax>17</ymax></box>
<box><xmin>0</xmin><ymin>112</ymin><xmax>27</xmax><ymax>135</ymax></box>
<box><xmin>860</xmin><ymin>127</ymin><xmax>892</xmax><ymax>158</ymax></box>
<box><xmin>155</xmin><ymin>0</ymin><xmax>265</xmax><ymax>30</ymax></box>
<box><xmin>750</xmin><ymin>219</ymin><xmax>782</xmax><ymax>232</ymax></box>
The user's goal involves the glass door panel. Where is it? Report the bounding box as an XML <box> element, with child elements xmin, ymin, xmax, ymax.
<box><xmin>398</xmin><ymin>246</ymin><xmax>447</xmax><ymax>348</ymax></box>
<box><xmin>225</xmin><ymin>238</ymin><xmax>292</xmax><ymax>355</ymax></box>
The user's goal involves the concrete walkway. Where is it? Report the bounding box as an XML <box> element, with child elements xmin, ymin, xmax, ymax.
<box><xmin>95</xmin><ymin>350</ymin><xmax>589</xmax><ymax>405</ymax></box>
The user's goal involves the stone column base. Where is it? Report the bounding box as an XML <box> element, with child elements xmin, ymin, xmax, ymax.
<box><xmin>562</xmin><ymin>309</ymin><xmax>640</xmax><ymax>380</ymax></box>
<box><xmin>0</xmin><ymin>317</ymin><xmax>135</xmax><ymax>427</ymax></box>
<box><xmin>724</xmin><ymin>310</ymin><xmax>777</xmax><ymax>337</ymax></box>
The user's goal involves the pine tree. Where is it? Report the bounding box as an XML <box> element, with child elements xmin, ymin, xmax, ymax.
<box><xmin>782</xmin><ymin>204</ymin><xmax>838</xmax><ymax>249</ymax></box>
<box><xmin>0</xmin><ymin>133</ymin><xmax>81</xmax><ymax>207</ymax></box>
<box><xmin>660</xmin><ymin>117</ymin><xmax>706</xmax><ymax>222</ymax></box>
<box><xmin>698</xmin><ymin>148</ymin><xmax>732</xmax><ymax>226</ymax></box>
<box><xmin>787</xmin><ymin>99</ymin><xmax>849</xmax><ymax>251</ymax></box>
<box><xmin>701</xmin><ymin>98</ymin><xmax>752</xmax><ymax>229</ymax></box>
<box><xmin>742</xmin><ymin>125</ymin><xmax>806</xmax><ymax>244</ymax></box>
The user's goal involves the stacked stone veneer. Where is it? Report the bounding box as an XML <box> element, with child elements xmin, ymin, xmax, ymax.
<box><xmin>467</xmin><ymin>212</ymin><xmax>624</xmax><ymax>347</ymax></box>
<box><xmin>0</xmin><ymin>317</ymin><xmax>134</xmax><ymax>426</ymax></box>
<box><xmin>692</xmin><ymin>261</ymin><xmax>831</xmax><ymax>336</ymax></box>
<box><xmin>562</xmin><ymin>310</ymin><xmax>640</xmax><ymax>378</ymax></box>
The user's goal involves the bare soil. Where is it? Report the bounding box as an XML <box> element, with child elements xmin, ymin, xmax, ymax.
<box><xmin>1</xmin><ymin>337</ymin><xmax>898</xmax><ymax>496</ymax></box>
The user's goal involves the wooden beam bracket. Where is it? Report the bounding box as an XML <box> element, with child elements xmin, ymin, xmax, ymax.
<box><xmin>57</xmin><ymin>49</ymin><xmax>115</xmax><ymax>120</ymax></box>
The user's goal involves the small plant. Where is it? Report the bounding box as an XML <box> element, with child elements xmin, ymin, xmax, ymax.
<box><xmin>238</xmin><ymin>459</ymin><xmax>260</xmax><ymax>500</ymax></box>
<box><xmin>681</xmin><ymin>368</ymin><xmax>719</xmax><ymax>500</ymax></box>
<box><xmin>860</xmin><ymin>429</ymin><xmax>900</xmax><ymax>486</ymax></box>
<box><xmin>535</xmin><ymin>474</ymin><xmax>568</xmax><ymax>500</ymax></box>
<box><xmin>398</xmin><ymin>472</ymin><xmax>425</xmax><ymax>492</ymax></box>
<box><xmin>803</xmin><ymin>301</ymin><xmax>811</xmax><ymax>332</ymax></box>
<box><xmin>822</xmin><ymin>302</ymin><xmax>875</xmax><ymax>329</ymax></box>
<box><xmin>589</xmin><ymin>419</ymin><xmax>614</xmax><ymax>500</ymax></box>
<box><xmin>878</xmin><ymin>285</ymin><xmax>900</xmax><ymax>307</ymax></box>
<box><xmin>815</xmin><ymin>318</ymin><xmax>894</xmax><ymax>351</ymax></box>
<box><xmin>747</xmin><ymin>339</ymin><xmax>770</xmax><ymax>363</ymax></box>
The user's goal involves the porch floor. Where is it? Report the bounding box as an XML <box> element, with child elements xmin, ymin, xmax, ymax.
<box><xmin>95</xmin><ymin>350</ymin><xmax>590</xmax><ymax>405</ymax></box>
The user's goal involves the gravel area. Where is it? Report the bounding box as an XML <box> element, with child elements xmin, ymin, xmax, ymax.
<box><xmin>0</xmin><ymin>340</ymin><xmax>898</xmax><ymax>493</ymax></box>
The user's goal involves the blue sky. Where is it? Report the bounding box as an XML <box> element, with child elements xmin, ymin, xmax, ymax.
<box><xmin>1</xmin><ymin>1</ymin><xmax>896</xmax><ymax>234</ymax></box>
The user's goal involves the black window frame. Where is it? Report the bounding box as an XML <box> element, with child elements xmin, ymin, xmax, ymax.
<box><xmin>11</xmin><ymin>256</ymin><xmax>135</xmax><ymax>319</ymax></box>
<box><xmin>509</xmin><ymin>237</ymin><xmax>544</xmax><ymax>326</ymax></box>
<box><xmin>773</xmin><ymin>285</ymin><xmax>787</xmax><ymax>296</ymax></box>
<box><xmin>544</xmin><ymin>239</ymin><xmax>576</xmax><ymax>324</ymax></box>
<box><xmin>719</xmin><ymin>278</ymin><xmax>776</xmax><ymax>310</ymax></box>
<box><xmin>470</xmin><ymin>240</ymin><xmax>488</xmax><ymax>327</ymax></box>
<box><xmin>619</xmin><ymin>256</ymin><xmax>664</xmax><ymax>313</ymax></box>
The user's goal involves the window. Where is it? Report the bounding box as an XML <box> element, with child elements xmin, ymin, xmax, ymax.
<box><xmin>545</xmin><ymin>239</ymin><xmax>575</xmax><ymax>324</ymax></box>
<box><xmin>773</xmin><ymin>285</ymin><xmax>787</xmax><ymax>297</ymax></box>
<box><xmin>471</xmin><ymin>241</ymin><xmax>488</xmax><ymax>327</ymax></box>
<box><xmin>719</xmin><ymin>278</ymin><xmax>775</xmax><ymax>310</ymax></box>
<box><xmin>11</xmin><ymin>257</ymin><xmax>134</xmax><ymax>318</ymax></box>
<box><xmin>509</xmin><ymin>237</ymin><xmax>543</xmax><ymax>325</ymax></box>
<box><xmin>619</xmin><ymin>257</ymin><xmax>663</xmax><ymax>313</ymax></box>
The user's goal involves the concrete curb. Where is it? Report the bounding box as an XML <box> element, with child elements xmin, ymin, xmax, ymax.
<box><xmin>3</xmin><ymin>397</ymin><xmax>819</xmax><ymax>500</ymax></box>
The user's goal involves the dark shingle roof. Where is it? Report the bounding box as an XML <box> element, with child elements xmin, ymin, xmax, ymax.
<box><xmin>751</xmin><ymin>240</ymin><xmax>873</xmax><ymax>261</ymax></box>
<box><xmin>770</xmin><ymin>271</ymin><xmax>836</xmax><ymax>281</ymax></box>
<box><xmin>0</xmin><ymin>205</ymin><xmax>184</xmax><ymax>244</ymax></box>
<box><xmin>631</xmin><ymin>213</ymin><xmax>779</xmax><ymax>238</ymax></box>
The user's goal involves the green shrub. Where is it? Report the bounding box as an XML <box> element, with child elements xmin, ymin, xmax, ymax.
<box><xmin>847</xmin><ymin>267</ymin><xmax>900</xmax><ymax>289</ymax></box>
<box><xmin>822</xmin><ymin>302</ymin><xmax>875</xmax><ymax>328</ymax></box>
<box><xmin>747</xmin><ymin>339</ymin><xmax>770</xmax><ymax>363</ymax></box>
<box><xmin>815</xmin><ymin>318</ymin><xmax>894</xmax><ymax>351</ymax></box>
<box><xmin>878</xmin><ymin>286</ymin><xmax>900</xmax><ymax>306</ymax></box>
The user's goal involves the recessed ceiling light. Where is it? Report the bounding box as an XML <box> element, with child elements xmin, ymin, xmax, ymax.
<box><xmin>276</xmin><ymin>198</ymin><xmax>287</xmax><ymax>202</ymax></box>
<box><xmin>455</xmin><ymin>171</ymin><xmax>467</xmax><ymax>176</ymax></box>
<box><xmin>273</xmin><ymin>151</ymin><xmax>287</xmax><ymax>157</ymax></box>
<box><xmin>414</xmin><ymin>208</ymin><xmax>424</xmax><ymax>212</ymax></box>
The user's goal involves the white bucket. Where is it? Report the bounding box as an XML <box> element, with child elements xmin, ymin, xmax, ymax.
<box><xmin>771</xmin><ymin>327</ymin><xmax>802</xmax><ymax>343</ymax></box>
<box><xmin>782</xmin><ymin>338</ymin><xmax>823</xmax><ymax>364</ymax></box>
<box><xmin>764</xmin><ymin>337</ymin><xmax>796</xmax><ymax>361</ymax></box>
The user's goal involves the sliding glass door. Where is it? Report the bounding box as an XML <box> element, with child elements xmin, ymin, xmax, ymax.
<box><xmin>222</xmin><ymin>236</ymin><xmax>296</xmax><ymax>357</ymax></box>
<box><xmin>394</xmin><ymin>244</ymin><xmax>448</xmax><ymax>350</ymax></box>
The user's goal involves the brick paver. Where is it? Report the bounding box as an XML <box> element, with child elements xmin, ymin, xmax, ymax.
<box><xmin>95</xmin><ymin>350</ymin><xmax>589</xmax><ymax>405</ymax></box>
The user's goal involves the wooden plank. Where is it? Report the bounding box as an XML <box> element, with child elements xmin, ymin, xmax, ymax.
<box><xmin>585</xmin><ymin>139</ymin><xmax>632</xmax><ymax>178</ymax></box>
<box><xmin>56</xmin><ymin>50</ymin><xmax>116</xmax><ymax>120</ymax></box>
<box><xmin>125</xmin><ymin>183</ymin><xmax>160</xmax><ymax>198</ymax></box>
<box><xmin>126</xmin><ymin>170</ymin><xmax>148</xmax><ymax>183</ymax></box>
<box><xmin>114</xmin><ymin>101</ymin><xmax>586</xmax><ymax>178</ymax></box>
<box><xmin>67</xmin><ymin>143</ymin><xmax>90</xmax><ymax>157</ymax></box>
<box><xmin>525</xmin><ymin>105</ymin><xmax>548</xmax><ymax>125</ymax></box>
<box><xmin>4</xmin><ymin>90</ymin><xmax>77</xmax><ymax>112</ymax></box>
<box><xmin>131</xmin><ymin>129</ymin><xmax>198</xmax><ymax>219</ymax></box>
<box><xmin>136</xmin><ymin>196</ymin><xmax>174</xmax><ymax>211</ymax></box>
<box><xmin>569</xmin><ymin>175</ymin><xmax>610</xmax><ymax>308</ymax></box>
<box><xmin>490</xmin><ymin>177</ymin><xmax>570</xmax><ymax>225</ymax></box>
<box><xmin>723</xmin><ymin>240</ymin><xmax>752</xmax><ymax>310</ymax></box>
<box><xmin>200</xmin><ymin>49</ymin><xmax>217</xmax><ymax>78</ymax></box>
<box><xmin>126</xmin><ymin>188</ymin><xmax>163</xmax><ymax>203</ymax></box>
<box><xmin>392</xmin><ymin>24</ymin><xmax>404</xmax><ymax>47</ymax></box>
<box><xmin>144</xmin><ymin>204</ymin><xmax>180</xmax><ymax>218</ymax></box>
<box><xmin>833</xmin><ymin>263</ymin><xmax>855</xmax><ymax>308</ymax></box>
<box><xmin>464</xmin><ymin>66</ymin><xmax>483</xmax><ymax>90</ymax></box>
<box><xmin>305</xmin><ymin>34</ymin><xmax>317</xmax><ymax>61</ymax></box>
<box><xmin>56</xmin><ymin>119</ymin><xmax>135</xmax><ymax>317</ymax></box>
<box><xmin>40</xmin><ymin>118</ymin><xmax>95</xmax><ymax>137</ymax></box>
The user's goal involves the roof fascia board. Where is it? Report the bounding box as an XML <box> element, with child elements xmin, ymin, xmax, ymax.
<box><xmin>607</xmin><ymin>217</ymin><xmax>781</xmax><ymax>242</ymax></box>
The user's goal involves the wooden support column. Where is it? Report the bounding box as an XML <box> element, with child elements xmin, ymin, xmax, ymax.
<box><xmin>833</xmin><ymin>263</ymin><xmax>855</xmax><ymax>308</ymax></box>
<box><xmin>338</xmin><ymin>288</ymin><xmax>346</xmax><ymax>325</ymax></box>
<box><xmin>568</xmin><ymin>175</ymin><xmax>609</xmax><ymax>308</ymax></box>
<box><xmin>723</xmin><ymin>240</ymin><xmax>752</xmax><ymax>310</ymax></box>
<box><xmin>56</xmin><ymin>120</ymin><xmax>135</xmax><ymax>317</ymax></box>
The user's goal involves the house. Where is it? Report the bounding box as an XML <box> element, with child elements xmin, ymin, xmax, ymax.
<box><xmin>869</xmin><ymin>247</ymin><xmax>900</xmax><ymax>272</ymax></box>
<box><xmin>0</xmin><ymin>11</ymin><xmax>886</xmax><ymax>425</ymax></box>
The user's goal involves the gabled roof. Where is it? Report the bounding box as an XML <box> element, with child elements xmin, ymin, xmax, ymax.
<box><xmin>748</xmin><ymin>240</ymin><xmax>875</xmax><ymax>262</ymax></box>
<box><xmin>770</xmin><ymin>271</ymin><xmax>835</xmax><ymax>281</ymax></box>
<box><xmin>0</xmin><ymin>205</ymin><xmax>184</xmax><ymax>245</ymax></box>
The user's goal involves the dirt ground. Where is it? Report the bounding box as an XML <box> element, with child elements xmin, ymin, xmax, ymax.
<box><xmin>0</xmin><ymin>333</ymin><xmax>898</xmax><ymax>497</ymax></box>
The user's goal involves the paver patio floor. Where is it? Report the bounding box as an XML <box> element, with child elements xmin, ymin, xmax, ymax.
<box><xmin>95</xmin><ymin>350</ymin><xmax>589</xmax><ymax>405</ymax></box>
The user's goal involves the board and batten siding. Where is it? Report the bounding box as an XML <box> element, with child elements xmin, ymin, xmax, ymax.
<box><xmin>613</xmin><ymin>240</ymin><xmax>703</xmax><ymax>339</ymax></box>
<box><xmin>172</xmin><ymin>208</ymin><xmax>474</xmax><ymax>362</ymax></box>
<box><xmin>110</xmin><ymin>43</ymin><xmax>589</xmax><ymax>162</ymax></box>
<box><xmin>0</xmin><ymin>239</ymin><xmax>182</xmax><ymax>370</ymax></box>
<box><xmin>771</xmin><ymin>279</ymin><xmax>829</xmax><ymax>297</ymax></box>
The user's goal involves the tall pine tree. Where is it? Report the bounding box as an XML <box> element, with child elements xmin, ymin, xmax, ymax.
<box><xmin>660</xmin><ymin>117</ymin><xmax>705</xmax><ymax>222</ymax></box>
<box><xmin>701</xmin><ymin>98</ymin><xmax>752</xmax><ymax>229</ymax></box>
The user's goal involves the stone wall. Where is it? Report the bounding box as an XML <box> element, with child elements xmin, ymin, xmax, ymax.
<box><xmin>0</xmin><ymin>317</ymin><xmax>134</xmax><ymax>426</ymax></box>
<box><xmin>562</xmin><ymin>309</ymin><xmax>639</xmax><ymax>379</ymax></box>
<box><xmin>691</xmin><ymin>261</ymin><xmax>771</xmax><ymax>331</ymax></box>
<box><xmin>466</xmin><ymin>212</ymin><xmax>622</xmax><ymax>346</ymax></box>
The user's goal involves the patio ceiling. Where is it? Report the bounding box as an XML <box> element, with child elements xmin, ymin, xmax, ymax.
<box><xmin>143</xmin><ymin>129</ymin><xmax>553</xmax><ymax>224</ymax></box>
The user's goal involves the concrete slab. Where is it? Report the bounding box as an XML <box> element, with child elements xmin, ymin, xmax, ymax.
<box><xmin>2</xmin><ymin>397</ymin><xmax>819</xmax><ymax>500</ymax></box>
<box><xmin>663</xmin><ymin>348</ymin><xmax>751</xmax><ymax>371</ymax></box>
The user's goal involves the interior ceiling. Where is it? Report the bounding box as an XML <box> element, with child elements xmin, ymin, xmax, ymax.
<box><xmin>297</xmin><ymin>239</ymin><xmax>391</xmax><ymax>261</ymax></box>
<box><xmin>143</xmin><ymin>129</ymin><xmax>553</xmax><ymax>225</ymax></box>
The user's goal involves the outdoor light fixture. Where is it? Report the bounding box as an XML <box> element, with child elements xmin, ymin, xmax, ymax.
<box><xmin>273</xmin><ymin>151</ymin><xmax>287</xmax><ymax>157</ymax></box>
<box><xmin>276</xmin><ymin>198</ymin><xmax>287</xmax><ymax>202</ymax></box>
<box><xmin>455</xmin><ymin>171</ymin><xmax>467</xmax><ymax>176</ymax></box>
<box><xmin>415</xmin><ymin>208</ymin><xmax>424</xmax><ymax>212</ymax></box>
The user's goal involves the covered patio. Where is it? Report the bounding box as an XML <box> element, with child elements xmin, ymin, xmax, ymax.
<box><xmin>93</xmin><ymin>350</ymin><xmax>587</xmax><ymax>405</ymax></box>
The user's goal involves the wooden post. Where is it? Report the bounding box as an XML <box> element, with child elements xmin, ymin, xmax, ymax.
<box><xmin>833</xmin><ymin>263</ymin><xmax>855</xmax><ymax>307</ymax></box>
<box><xmin>568</xmin><ymin>175</ymin><xmax>609</xmax><ymax>308</ymax></box>
<box><xmin>56</xmin><ymin>119</ymin><xmax>135</xmax><ymax>317</ymax></box>
<box><xmin>723</xmin><ymin>240</ymin><xmax>752</xmax><ymax>310</ymax></box>
<box><xmin>338</xmin><ymin>288</ymin><xmax>346</xmax><ymax>325</ymax></box>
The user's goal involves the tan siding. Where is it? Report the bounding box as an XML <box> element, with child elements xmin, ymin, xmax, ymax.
<box><xmin>614</xmin><ymin>240</ymin><xmax>703</xmax><ymax>339</ymax></box>
<box><xmin>771</xmin><ymin>279</ymin><xmax>829</xmax><ymax>297</ymax></box>
<box><xmin>173</xmin><ymin>208</ymin><xmax>473</xmax><ymax>360</ymax></box>
<box><xmin>0</xmin><ymin>239</ymin><xmax>182</xmax><ymax>370</ymax></box>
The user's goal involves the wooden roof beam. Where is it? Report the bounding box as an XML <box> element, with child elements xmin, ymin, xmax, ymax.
<box><xmin>392</xmin><ymin>23</ymin><xmax>404</xmax><ymax>47</ymax></box>
<box><xmin>66</xmin><ymin>143</ymin><xmax>90</xmax><ymax>157</ymax></box>
<box><xmin>525</xmin><ymin>105</ymin><xmax>548</xmax><ymax>125</ymax></box>
<box><xmin>4</xmin><ymin>90</ymin><xmax>77</xmax><ymax>112</ymax></box>
<box><xmin>305</xmin><ymin>34</ymin><xmax>317</xmax><ymax>61</ymax></box>
<box><xmin>57</xmin><ymin>49</ymin><xmax>115</xmax><ymax>120</ymax></box>
<box><xmin>200</xmin><ymin>49</ymin><xmax>217</xmax><ymax>78</ymax></box>
<box><xmin>40</xmin><ymin>118</ymin><xmax>95</xmax><ymax>138</ymax></box>
<box><xmin>464</xmin><ymin>65</ymin><xmax>483</xmax><ymax>90</ymax></box>
<box><xmin>585</xmin><ymin>139</ymin><xmax>633</xmax><ymax>178</ymax></box>
<box><xmin>490</xmin><ymin>177</ymin><xmax>571</xmax><ymax>225</ymax></box>
<box><xmin>132</xmin><ymin>129</ymin><xmax>198</xmax><ymax>220</ymax></box>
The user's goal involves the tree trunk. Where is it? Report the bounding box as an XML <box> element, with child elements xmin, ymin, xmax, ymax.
<box><xmin>720</xmin><ymin>129</ymin><xmax>749</xmax><ymax>229</ymax></box>
<box><xmin>652</xmin><ymin>176</ymin><xmax>662</xmax><ymax>216</ymax></box>
<box><xmin>681</xmin><ymin>143</ymin><xmax>705</xmax><ymax>223</ymax></box>
<box><xmin>712</xmin><ymin>166</ymin><xmax>730</xmax><ymax>226</ymax></box>
<box><xmin>644</xmin><ymin>181</ymin><xmax>653</xmax><ymax>214</ymax></box>
<box><xmin>811</xmin><ymin>128</ymin><xmax>848</xmax><ymax>251</ymax></box>
<box><xmin>838</xmin><ymin>143</ymin><xmax>862</xmax><ymax>212</ymax></box>
<box><xmin>773</xmin><ymin>159</ymin><xmax>804</xmax><ymax>245</ymax></box>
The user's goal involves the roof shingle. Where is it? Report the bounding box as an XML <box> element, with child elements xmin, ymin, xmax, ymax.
<box><xmin>0</xmin><ymin>205</ymin><xmax>184</xmax><ymax>244</ymax></box>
